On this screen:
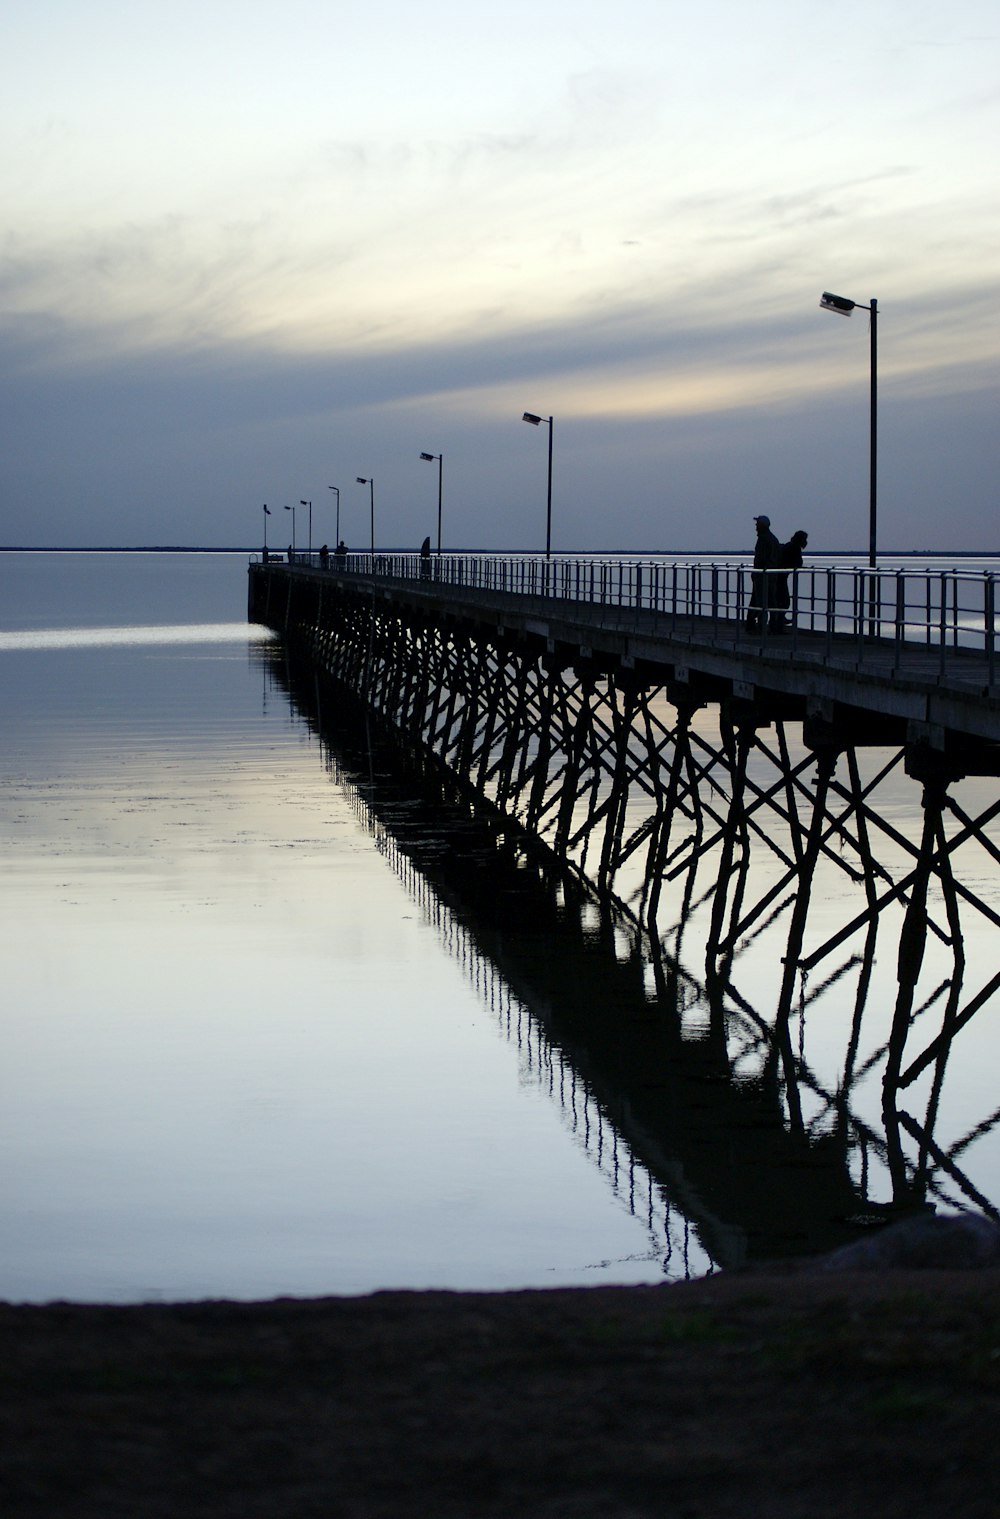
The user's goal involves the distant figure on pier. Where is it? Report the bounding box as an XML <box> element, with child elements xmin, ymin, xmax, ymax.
<box><xmin>770</xmin><ymin>530</ymin><xmax>809</xmax><ymax>632</ymax></box>
<box><xmin>747</xmin><ymin>514</ymin><xmax>781</xmax><ymax>631</ymax></box>
<box><xmin>419</xmin><ymin>535</ymin><xmax>432</xmax><ymax>580</ymax></box>
<box><xmin>319</xmin><ymin>543</ymin><xmax>329</xmax><ymax>568</ymax></box>
<box><xmin>287</xmin><ymin>544</ymin><xmax>293</xmax><ymax>565</ymax></box>
<box><xmin>334</xmin><ymin>540</ymin><xmax>348</xmax><ymax>570</ymax></box>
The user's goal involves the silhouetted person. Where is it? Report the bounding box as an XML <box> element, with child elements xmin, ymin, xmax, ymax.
<box><xmin>319</xmin><ymin>543</ymin><xmax>329</xmax><ymax>568</ymax></box>
<box><xmin>747</xmin><ymin>514</ymin><xmax>781</xmax><ymax>631</ymax></box>
<box><xmin>419</xmin><ymin>535</ymin><xmax>432</xmax><ymax>580</ymax></box>
<box><xmin>782</xmin><ymin>529</ymin><xmax>808</xmax><ymax>567</ymax></box>
<box><xmin>334</xmin><ymin>540</ymin><xmax>348</xmax><ymax>570</ymax></box>
<box><xmin>771</xmin><ymin>530</ymin><xmax>809</xmax><ymax>631</ymax></box>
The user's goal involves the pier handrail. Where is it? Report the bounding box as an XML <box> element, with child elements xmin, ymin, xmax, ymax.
<box><xmin>262</xmin><ymin>552</ymin><xmax>1000</xmax><ymax>683</ymax></box>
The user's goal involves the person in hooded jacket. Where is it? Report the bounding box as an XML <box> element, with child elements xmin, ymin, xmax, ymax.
<box><xmin>770</xmin><ymin>529</ymin><xmax>809</xmax><ymax>631</ymax></box>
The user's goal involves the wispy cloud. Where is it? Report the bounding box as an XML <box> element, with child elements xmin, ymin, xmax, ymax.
<box><xmin>2</xmin><ymin>2</ymin><xmax>999</xmax><ymax>550</ymax></box>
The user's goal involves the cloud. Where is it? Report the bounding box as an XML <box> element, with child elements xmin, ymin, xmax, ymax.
<box><xmin>3</xmin><ymin>266</ymin><xmax>999</xmax><ymax>557</ymax></box>
<box><xmin>2</xmin><ymin>3</ymin><xmax>999</xmax><ymax>553</ymax></box>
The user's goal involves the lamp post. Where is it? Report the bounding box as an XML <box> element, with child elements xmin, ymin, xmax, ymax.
<box><xmin>819</xmin><ymin>291</ymin><xmax>878</xmax><ymax>568</ymax></box>
<box><xmin>356</xmin><ymin>477</ymin><xmax>375</xmax><ymax>554</ymax></box>
<box><xmin>327</xmin><ymin>485</ymin><xmax>340</xmax><ymax>546</ymax></box>
<box><xmin>300</xmin><ymin>500</ymin><xmax>312</xmax><ymax>556</ymax></box>
<box><xmin>283</xmin><ymin>503</ymin><xmax>295</xmax><ymax>558</ymax></box>
<box><xmin>262</xmin><ymin>504</ymin><xmax>271</xmax><ymax>552</ymax></box>
<box><xmin>419</xmin><ymin>452</ymin><xmax>443</xmax><ymax>553</ymax></box>
<box><xmin>522</xmin><ymin>411</ymin><xmax>553</xmax><ymax>558</ymax></box>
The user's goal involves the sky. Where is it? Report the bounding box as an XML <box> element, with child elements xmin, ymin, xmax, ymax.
<box><xmin>2</xmin><ymin>0</ymin><xmax>999</xmax><ymax>553</ymax></box>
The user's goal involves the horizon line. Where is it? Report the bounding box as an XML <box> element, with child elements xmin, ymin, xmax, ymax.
<box><xmin>2</xmin><ymin>546</ymin><xmax>998</xmax><ymax>558</ymax></box>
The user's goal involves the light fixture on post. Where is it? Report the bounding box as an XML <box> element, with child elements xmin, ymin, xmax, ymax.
<box><xmin>262</xmin><ymin>504</ymin><xmax>271</xmax><ymax>553</ymax></box>
<box><xmin>356</xmin><ymin>477</ymin><xmax>375</xmax><ymax>554</ymax></box>
<box><xmin>300</xmin><ymin>500</ymin><xmax>312</xmax><ymax>557</ymax></box>
<box><xmin>327</xmin><ymin>485</ymin><xmax>340</xmax><ymax>546</ymax></box>
<box><xmin>819</xmin><ymin>291</ymin><xmax>878</xmax><ymax>568</ymax></box>
<box><xmin>283</xmin><ymin>503</ymin><xmax>295</xmax><ymax>558</ymax></box>
<box><xmin>521</xmin><ymin>411</ymin><xmax>554</xmax><ymax>558</ymax></box>
<box><xmin>419</xmin><ymin>452</ymin><xmax>443</xmax><ymax>553</ymax></box>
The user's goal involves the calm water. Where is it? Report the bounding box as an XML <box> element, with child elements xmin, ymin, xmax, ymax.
<box><xmin>0</xmin><ymin>553</ymin><xmax>689</xmax><ymax>1303</ymax></box>
<box><xmin>3</xmin><ymin>552</ymin><xmax>999</xmax><ymax>1305</ymax></box>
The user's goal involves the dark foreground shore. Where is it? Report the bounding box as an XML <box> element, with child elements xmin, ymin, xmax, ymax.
<box><xmin>3</xmin><ymin>1266</ymin><xmax>999</xmax><ymax>1517</ymax></box>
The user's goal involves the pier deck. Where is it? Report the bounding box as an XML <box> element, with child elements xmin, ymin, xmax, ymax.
<box><xmin>252</xmin><ymin>556</ymin><xmax>1000</xmax><ymax>755</ymax></box>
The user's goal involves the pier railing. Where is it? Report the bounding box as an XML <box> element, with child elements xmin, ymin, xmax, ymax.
<box><xmin>266</xmin><ymin>552</ymin><xmax>999</xmax><ymax>684</ymax></box>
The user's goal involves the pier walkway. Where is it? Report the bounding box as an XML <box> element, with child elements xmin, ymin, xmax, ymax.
<box><xmin>252</xmin><ymin>553</ymin><xmax>1000</xmax><ymax>758</ymax></box>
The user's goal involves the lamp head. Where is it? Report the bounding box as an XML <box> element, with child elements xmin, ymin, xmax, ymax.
<box><xmin>820</xmin><ymin>291</ymin><xmax>855</xmax><ymax>316</ymax></box>
<box><xmin>522</xmin><ymin>412</ymin><xmax>542</xmax><ymax>426</ymax></box>
<box><xmin>283</xmin><ymin>504</ymin><xmax>292</xmax><ymax>512</ymax></box>
<box><xmin>299</xmin><ymin>499</ymin><xmax>308</xmax><ymax>506</ymax></box>
<box><xmin>356</xmin><ymin>477</ymin><xmax>368</xmax><ymax>485</ymax></box>
<box><xmin>419</xmin><ymin>452</ymin><xmax>435</xmax><ymax>462</ymax></box>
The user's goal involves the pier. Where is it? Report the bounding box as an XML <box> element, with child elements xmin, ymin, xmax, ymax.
<box><xmin>251</xmin><ymin>552</ymin><xmax>1000</xmax><ymax>753</ymax></box>
<box><xmin>250</xmin><ymin>553</ymin><xmax>1000</xmax><ymax>1243</ymax></box>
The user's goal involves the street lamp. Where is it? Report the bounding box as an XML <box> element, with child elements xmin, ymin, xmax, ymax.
<box><xmin>262</xmin><ymin>504</ymin><xmax>271</xmax><ymax>552</ymax></box>
<box><xmin>283</xmin><ymin>503</ymin><xmax>295</xmax><ymax>557</ymax></box>
<box><xmin>419</xmin><ymin>452</ymin><xmax>443</xmax><ymax>553</ymax></box>
<box><xmin>819</xmin><ymin>291</ymin><xmax>878</xmax><ymax>567</ymax></box>
<box><xmin>522</xmin><ymin>411</ymin><xmax>553</xmax><ymax>558</ymax></box>
<box><xmin>300</xmin><ymin>500</ymin><xmax>312</xmax><ymax>556</ymax></box>
<box><xmin>356</xmin><ymin>477</ymin><xmax>375</xmax><ymax>554</ymax></box>
<box><xmin>327</xmin><ymin>485</ymin><xmax>340</xmax><ymax>546</ymax></box>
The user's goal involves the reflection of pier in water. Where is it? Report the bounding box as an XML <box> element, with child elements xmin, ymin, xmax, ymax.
<box><xmin>268</xmin><ymin>646</ymin><xmax>720</xmax><ymax>1277</ymax></box>
<box><xmin>250</xmin><ymin>560</ymin><xmax>1000</xmax><ymax>1266</ymax></box>
<box><xmin>267</xmin><ymin>642</ymin><xmax>1000</xmax><ymax>1272</ymax></box>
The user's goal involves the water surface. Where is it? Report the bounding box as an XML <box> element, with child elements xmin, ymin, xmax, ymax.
<box><xmin>4</xmin><ymin>550</ymin><xmax>999</xmax><ymax>1305</ymax></box>
<box><xmin>0</xmin><ymin>553</ymin><xmax>685</xmax><ymax>1302</ymax></box>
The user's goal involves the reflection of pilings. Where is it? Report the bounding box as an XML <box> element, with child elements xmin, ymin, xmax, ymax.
<box><xmin>348</xmin><ymin>811</ymin><xmax>724</xmax><ymax>1267</ymax></box>
<box><xmin>898</xmin><ymin>1110</ymin><xmax>1000</xmax><ymax>1221</ymax></box>
<box><xmin>838</xmin><ymin>750</ymin><xmax>882</xmax><ymax>1123</ymax></box>
<box><xmin>910</xmin><ymin>800</ymin><xmax>966</xmax><ymax>1198</ymax></box>
<box><xmin>268</xmin><ymin>644</ymin><xmax>882</xmax><ymax>1265</ymax></box>
<box><xmin>289</xmin><ymin>647</ymin><xmax>713</xmax><ymax>1276</ymax></box>
<box><xmin>329</xmin><ymin>764</ymin><xmax>714</xmax><ymax>1276</ymax></box>
<box><xmin>884</xmin><ymin>776</ymin><xmax>988</xmax><ymax>1106</ymax></box>
<box><xmin>774</xmin><ymin>745</ymin><xmax>839</xmax><ymax>1135</ymax></box>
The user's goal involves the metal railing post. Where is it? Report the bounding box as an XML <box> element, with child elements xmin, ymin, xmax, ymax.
<box><xmin>894</xmin><ymin>572</ymin><xmax>904</xmax><ymax>672</ymax></box>
<box><xmin>951</xmin><ymin>569</ymin><xmax>959</xmax><ymax>650</ymax></box>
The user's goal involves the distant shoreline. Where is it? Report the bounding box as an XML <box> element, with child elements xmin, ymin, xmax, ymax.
<box><xmin>0</xmin><ymin>546</ymin><xmax>254</xmax><ymax>554</ymax></box>
<box><xmin>2</xmin><ymin>547</ymin><xmax>998</xmax><ymax>559</ymax></box>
